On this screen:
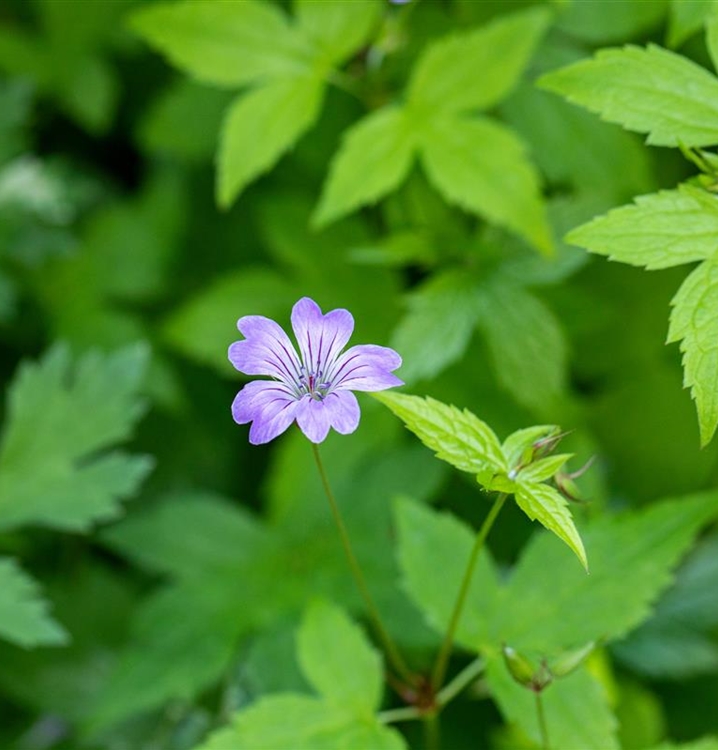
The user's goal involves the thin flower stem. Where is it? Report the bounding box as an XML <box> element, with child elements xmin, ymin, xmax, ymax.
<box><xmin>536</xmin><ymin>691</ymin><xmax>551</xmax><ymax>750</ymax></box>
<box><xmin>436</xmin><ymin>656</ymin><xmax>485</xmax><ymax>708</ymax></box>
<box><xmin>430</xmin><ymin>492</ymin><xmax>508</xmax><ymax>692</ymax></box>
<box><xmin>311</xmin><ymin>443</ymin><xmax>414</xmax><ymax>684</ymax></box>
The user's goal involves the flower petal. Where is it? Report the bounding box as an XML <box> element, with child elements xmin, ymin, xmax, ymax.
<box><xmin>291</xmin><ymin>297</ymin><xmax>354</xmax><ymax>375</ymax></box>
<box><xmin>322</xmin><ymin>391</ymin><xmax>361</xmax><ymax>434</ymax></box>
<box><xmin>229</xmin><ymin>315</ymin><xmax>301</xmax><ymax>382</ymax></box>
<box><xmin>330</xmin><ymin>344</ymin><xmax>404</xmax><ymax>392</ymax></box>
<box><xmin>295</xmin><ymin>396</ymin><xmax>332</xmax><ymax>443</ymax></box>
<box><xmin>232</xmin><ymin>381</ymin><xmax>298</xmax><ymax>444</ymax></box>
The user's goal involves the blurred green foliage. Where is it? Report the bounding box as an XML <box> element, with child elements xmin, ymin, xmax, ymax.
<box><xmin>1</xmin><ymin>0</ymin><xmax>718</xmax><ymax>749</ymax></box>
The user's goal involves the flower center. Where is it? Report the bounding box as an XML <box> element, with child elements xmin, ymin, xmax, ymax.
<box><xmin>297</xmin><ymin>366</ymin><xmax>331</xmax><ymax>401</ymax></box>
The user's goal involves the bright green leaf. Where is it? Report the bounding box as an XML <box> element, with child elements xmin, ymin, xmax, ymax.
<box><xmin>130</xmin><ymin>0</ymin><xmax>312</xmax><ymax>88</ymax></box>
<box><xmin>420</xmin><ymin>115</ymin><xmax>552</xmax><ymax>254</ymax></box>
<box><xmin>517</xmin><ymin>454</ymin><xmax>573</xmax><ymax>483</ymax></box>
<box><xmin>373</xmin><ymin>392</ymin><xmax>506</xmax><ymax>476</ymax></box>
<box><xmin>297</xmin><ymin>600</ymin><xmax>382</xmax><ymax>718</ymax></box>
<box><xmin>0</xmin><ymin>345</ymin><xmax>152</xmax><ymax>532</ymax></box>
<box><xmin>556</xmin><ymin>0</ymin><xmax>666</xmax><ymax>44</ymax></box>
<box><xmin>394</xmin><ymin>497</ymin><xmax>500</xmax><ymax>648</ymax></box>
<box><xmin>314</xmin><ymin>106</ymin><xmax>416</xmax><ymax>227</ymax></box>
<box><xmin>668</xmin><ymin>256</ymin><xmax>718</xmax><ymax>445</ymax></box>
<box><xmin>390</xmin><ymin>269</ymin><xmax>480</xmax><ymax>383</ymax></box>
<box><xmin>539</xmin><ymin>44</ymin><xmax>718</xmax><ymax>147</ymax></box>
<box><xmin>475</xmin><ymin>282</ymin><xmax>568</xmax><ymax>415</ymax></box>
<box><xmin>0</xmin><ymin>558</ymin><xmax>68</xmax><ymax>648</ymax></box>
<box><xmin>514</xmin><ymin>481</ymin><xmax>587</xmax><ymax>570</ymax></box>
<box><xmin>566</xmin><ymin>186</ymin><xmax>718</xmax><ymax>269</ymax></box>
<box><xmin>407</xmin><ymin>7</ymin><xmax>550</xmax><ymax>114</ymax></box>
<box><xmin>487</xmin><ymin>659</ymin><xmax>619</xmax><ymax>750</ymax></box>
<box><xmin>196</xmin><ymin>694</ymin><xmax>405</xmax><ymax>750</ymax></box>
<box><xmin>501</xmin><ymin>426</ymin><xmax>562</xmax><ymax>468</ymax></box>
<box><xmin>218</xmin><ymin>75</ymin><xmax>324</xmax><ymax>207</ymax></box>
<box><xmin>294</xmin><ymin>0</ymin><xmax>381</xmax><ymax>66</ymax></box>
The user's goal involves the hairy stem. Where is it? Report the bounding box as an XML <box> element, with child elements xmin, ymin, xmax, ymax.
<box><xmin>312</xmin><ymin>443</ymin><xmax>414</xmax><ymax>684</ymax></box>
<box><xmin>431</xmin><ymin>493</ymin><xmax>507</xmax><ymax>691</ymax></box>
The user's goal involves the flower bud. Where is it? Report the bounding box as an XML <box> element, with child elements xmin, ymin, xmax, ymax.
<box><xmin>549</xmin><ymin>641</ymin><xmax>596</xmax><ymax>678</ymax></box>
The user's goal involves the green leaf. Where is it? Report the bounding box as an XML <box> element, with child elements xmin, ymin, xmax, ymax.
<box><xmin>394</xmin><ymin>497</ymin><xmax>500</xmax><ymax>648</ymax></box>
<box><xmin>501</xmin><ymin>426</ymin><xmax>561</xmax><ymax>467</ymax></box>
<box><xmin>390</xmin><ymin>269</ymin><xmax>480</xmax><ymax>383</ymax></box>
<box><xmin>668</xmin><ymin>257</ymin><xmax>718</xmax><ymax>445</ymax></box>
<box><xmin>566</xmin><ymin>186</ymin><xmax>718</xmax><ymax>269</ymax></box>
<box><xmin>0</xmin><ymin>345</ymin><xmax>153</xmax><ymax>532</ymax></box>
<box><xmin>649</xmin><ymin>737</ymin><xmax>718</xmax><ymax>750</ymax></box>
<box><xmin>407</xmin><ymin>7</ymin><xmax>550</xmax><ymax>114</ymax></box>
<box><xmin>556</xmin><ymin>0</ymin><xmax>666</xmax><ymax>44</ymax></box>
<box><xmin>294</xmin><ymin>0</ymin><xmax>381</xmax><ymax>66</ymax></box>
<box><xmin>539</xmin><ymin>44</ymin><xmax>718</xmax><ymax>147</ymax></box>
<box><xmin>314</xmin><ymin>106</ymin><xmax>416</xmax><ymax>227</ymax></box>
<box><xmin>218</xmin><ymin>75</ymin><xmax>324</xmax><ymax>207</ymax></box>
<box><xmin>196</xmin><ymin>694</ymin><xmax>405</xmax><ymax>750</ymax></box>
<box><xmin>0</xmin><ymin>558</ymin><xmax>67</xmax><ymax>648</ymax></box>
<box><xmin>707</xmin><ymin>8</ymin><xmax>718</xmax><ymax>72</ymax></box>
<box><xmin>613</xmin><ymin>533</ymin><xmax>718</xmax><ymax>679</ymax></box>
<box><xmin>89</xmin><ymin>585</ymin><xmax>245</xmax><ymax>732</ymax></box>
<box><xmin>487</xmin><ymin>659</ymin><xmax>619</xmax><ymax>750</ymax></box>
<box><xmin>419</xmin><ymin>115</ymin><xmax>552</xmax><ymax>254</ymax></box>
<box><xmin>668</xmin><ymin>0</ymin><xmax>715</xmax><ymax>47</ymax></box>
<box><xmin>373</xmin><ymin>392</ymin><xmax>506</xmax><ymax>476</ymax></box>
<box><xmin>495</xmin><ymin>491</ymin><xmax>718</xmax><ymax>653</ymax></box>
<box><xmin>162</xmin><ymin>268</ymin><xmax>297</xmax><ymax>374</ymax></box>
<box><xmin>517</xmin><ymin>454</ymin><xmax>573</xmax><ymax>483</ymax></box>
<box><xmin>514</xmin><ymin>481</ymin><xmax>587</xmax><ymax>570</ymax></box>
<box><xmin>475</xmin><ymin>281</ymin><xmax>568</xmax><ymax>415</ymax></box>
<box><xmin>297</xmin><ymin>600</ymin><xmax>381</xmax><ymax>718</ymax></box>
<box><xmin>130</xmin><ymin>0</ymin><xmax>312</xmax><ymax>88</ymax></box>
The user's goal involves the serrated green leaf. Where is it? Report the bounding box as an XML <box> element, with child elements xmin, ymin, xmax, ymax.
<box><xmin>0</xmin><ymin>558</ymin><xmax>67</xmax><ymax>648</ymax></box>
<box><xmin>298</xmin><ymin>600</ymin><xmax>381</xmax><ymax>718</ymax></box>
<box><xmin>294</xmin><ymin>0</ymin><xmax>381</xmax><ymax>67</ymax></box>
<box><xmin>162</xmin><ymin>268</ymin><xmax>297</xmax><ymax>374</ymax></box>
<box><xmin>420</xmin><ymin>115</ymin><xmax>552</xmax><ymax>254</ymax></box>
<box><xmin>567</xmin><ymin>186</ymin><xmax>718</xmax><ymax>269</ymax></box>
<box><xmin>487</xmin><ymin>659</ymin><xmax>619</xmax><ymax>750</ymax></box>
<box><xmin>495</xmin><ymin>491</ymin><xmax>718</xmax><ymax>653</ymax></box>
<box><xmin>196</xmin><ymin>694</ymin><xmax>406</xmax><ymax>750</ymax></box>
<box><xmin>668</xmin><ymin>257</ymin><xmax>718</xmax><ymax>445</ymax></box>
<box><xmin>407</xmin><ymin>7</ymin><xmax>550</xmax><ymax>114</ymax></box>
<box><xmin>0</xmin><ymin>345</ymin><xmax>152</xmax><ymax>531</ymax></box>
<box><xmin>394</xmin><ymin>497</ymin><xmax>500</xmax><ymax>648</ymax></box>
<box><xmin>373</xmin><ymin>392</ymin><xmax>506</xmax><ymax>476</ymax></box>
<box><xmin>476</xmin><ymin>282</ymin><xmax>568</xmax><ymax>415</ymax></box>
<box><xmin>130</xmin><ymin>0</ymin><xmax>312</xmax><ymax>88</ymax></box>
<box><xmin>314</xmin><ymin>106</ymin><xmax>416</xmax><ymax>227</ymax></box>
<box><xmin>514</xmin><ymin>482</ymin><xmax>587</xmax><ymax>570</ymax></box>
<box><xmin>539</xmin><ymin>44</ymin><xmax>718</xmax><ymax>147</ymax></box>
<box><xmin>218</xmin><ymin>75</ymin><xmax>324</xmax><ymax>207</ymax></box>
<box><xmin>390</xmin><ymin>269</ymin><xmax>480</xmax><ymax>383</ymax></box>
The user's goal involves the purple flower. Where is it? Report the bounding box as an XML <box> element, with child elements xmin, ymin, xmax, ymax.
<box><xmin>229</xmin><ymin>297</ymin><xmax>403</xmax><ymax>445</ymax></box>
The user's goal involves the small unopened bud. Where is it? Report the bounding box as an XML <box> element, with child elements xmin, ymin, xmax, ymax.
<box><xmin>531</xmin><ymin>428</ymin><xmax>568</xmax><ymax>461</ymax></box>
<box><xmin>549</xmin><ymin>641</ymin><xmax>596</xmax><ymax>678</ymax></box>
<box><xmin>502</xmin><ymin>646</ymin><xmax>553</xmax><ymax>692</ymax></box>
<box><xmin>555</xmin><ymin>456</ymin><xmax>595</xmax><ymax>503</ymax></box>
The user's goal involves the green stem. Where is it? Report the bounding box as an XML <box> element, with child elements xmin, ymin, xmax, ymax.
<box><xmin>311</xmin><ymin>443</ymin><xmax>414</xmax><ymax>684</ymax></box>
<box><xmin>423</xmin><ymin>713</ymin><xmax>439</xmax><ymax>750</ymax></box>
<box><xmin>436</xmin><ymin>656</ymin><xmax>485</xmax><ymax>708</ymax></box>
<box><xmin>378</xmin><ymin>706</ymin><xmax>423</xmax><ymax>725</ymax></box>
<box><xmin>536</xmin><ymin>691</ymin><xmax>551</xmax><ymax>750</ymax></box>
<box><xmin>430</xmin><ymin>493</ymin><xmax>507</xmax><ymax>692</ymax></box>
